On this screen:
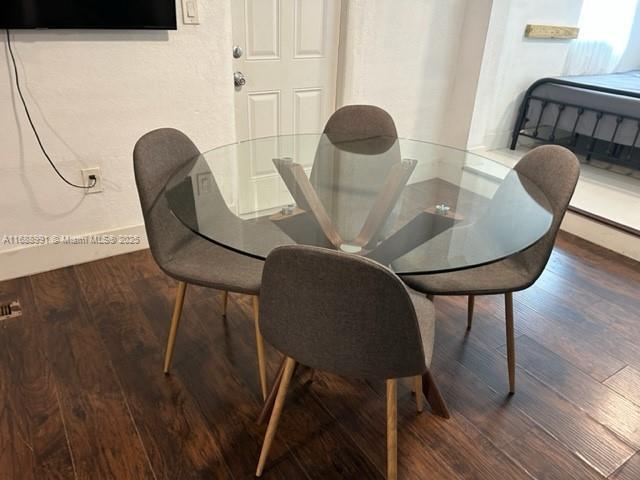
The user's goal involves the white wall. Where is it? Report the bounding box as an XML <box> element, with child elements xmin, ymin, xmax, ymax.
<box><xmin>0</xmin><ymin>2</ymin><xmax>236</xmax><ymax>279</ymax></box>
<box><xmin>338</xmin><ymin>0</ymin><xmax>492</xmax><ymax>147</ymax></box>
<box><xmin>339</xmin><ymin>0</ymin><xmax>588</xmax><ymax>151</ymax></box>
<box><xmin>467</xmin><ymin>0</ymin><xmax>584</xmax><ymax>150</ymax></box>
<box><xmin>440</xmin><ymin>0</ymin><xmax>493</xmax><ymax>147</ymax></box>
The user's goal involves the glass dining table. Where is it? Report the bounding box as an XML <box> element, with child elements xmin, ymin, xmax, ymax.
<box><xmin>164</xmin><ymin>134</ymin><xmax>553</xmax><ymax>276</ymax></box>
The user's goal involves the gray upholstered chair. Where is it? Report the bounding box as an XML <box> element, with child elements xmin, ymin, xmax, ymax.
<box><xmin>133</xmin><ymin>128</ymin><xmax>269</xmax><ymax>399</ymax></box>
<box><xmin>255</xmin><ymin>245</ymin><xmax>448</xmax><ymax>480</ymax></box>
<box><xmin>256</xmin><ymin>104</ymin><xmax>406</xmax><ymax>424</ymax></box>
<box><xmin>403</xmin><ymin>145</ymin><xmax>580</xmax><ymax>394</ymax></box>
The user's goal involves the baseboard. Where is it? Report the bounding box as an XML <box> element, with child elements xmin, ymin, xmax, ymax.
<box><xmin>0</xmin><ymin>224</ymin><xmax>149</xmax><ymax>282</ymax></box>
<box><xmin>560</xmin><ymin>211</ymin><xmax>640</xmax><ymax>262</ymax></box>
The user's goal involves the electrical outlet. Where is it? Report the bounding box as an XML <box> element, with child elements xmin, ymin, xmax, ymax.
<box><xmin>81</xmin><ymin>167</ymin><xmax>103</xmax><ymax>194</ymax></box>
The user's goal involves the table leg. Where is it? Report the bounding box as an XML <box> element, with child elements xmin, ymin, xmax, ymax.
<box><xmin>273</xmin><ymin>158</ymin><xmax>343</xmax><ymax>248</ymax></box>
<box><xmin>353</xmin><ymin>159</ymin><xmax>417</xmax><ymax>249</ymax></box>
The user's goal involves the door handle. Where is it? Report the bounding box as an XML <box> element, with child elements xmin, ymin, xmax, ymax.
<box><xmin>234</xmin><ymin>71</ymin><xmax>247</xmax><ymax>88</ymax></box>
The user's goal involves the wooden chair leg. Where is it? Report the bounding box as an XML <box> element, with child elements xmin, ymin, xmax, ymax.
<box><xmin>505</xmin><ymin>292</ymin><xmax>515</xmax><ymax>394</ymax></box>
<box><xmin>253</xmin><ymin>296</ymin><xmax>269</xmax><ymax>400</ymax></box>
<box><xmin>163</xmin><ymin>281</ymin><xmax>188</xmax><ymax>374</ymax></box>
<box><xmin>222</xmin><ymin>291</ymin><xmax>229</xmax><ymax>316</ymax></box>
<box><xmin>467</xmin><ymin>295</ymin><xmax>475</xmax><ymax>331</ymax></box>
<box><xmin>422</xmin><ymin>370</ymin><xmax>450</xmax><ymax>419</ymax></box>
<box><xmin>387</xmin><ymin>379</ymin><xmax>398</xmax><ymax>480</ymax></box>
<box><xmin>413</xmin><ymin>376</ymin><xmax>423</xmax><ymax>413</ymax></box>
<box><xmin>258</xmin><ymin>357</ymin><xmax>286</xmax><ymax>425</ymax></box>
<box><xmin>256</xmin><ymin>357</ymin><xmax>297</xmax><ymax>477</ymax></box>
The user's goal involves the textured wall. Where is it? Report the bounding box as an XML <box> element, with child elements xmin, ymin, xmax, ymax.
<box><xmin>0</xmin><ymin>2</ymin><xmax>235</xmax><ymax>262</ymax></box>
<box><xmin>338</xmin><ymin>0</ymin><xmax>490</xmax><ymax>147</ymax></box>
<box><xmin>467</xmin><ymin>0</ymin><xmax>584</xmax><ymax>149</ymax></box>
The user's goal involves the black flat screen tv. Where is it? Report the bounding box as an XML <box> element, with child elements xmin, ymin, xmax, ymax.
<box><xmin>1</xmin><ymin>1</ymin><xmax>177</xmax><ymax>30</ymax></box>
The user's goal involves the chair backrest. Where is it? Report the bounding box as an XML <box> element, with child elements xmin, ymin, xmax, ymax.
<box><xmin>133</xmin><ymin>128</ymin><xmax>201</xmax><ymax>268</ymax></box>
<box><xmin>324</xmin><ymin>104</ymin><xmax>398</xmax><ymax>151</ymax></box>
<box><xmin>515</xmin><ymin>145</ymin><xmax>580</xmax><ymax>280</ymax></box>
<box><xmin>259</xmin><ymin>245</ymin><xmax>428</xmax><ymax>379</ymax></box>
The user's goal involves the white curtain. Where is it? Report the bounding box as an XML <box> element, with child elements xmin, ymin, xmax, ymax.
<box><xmin>564</xmin><ymin>0</ymin><xmax>640</xmax><ymax>75</ymax></box>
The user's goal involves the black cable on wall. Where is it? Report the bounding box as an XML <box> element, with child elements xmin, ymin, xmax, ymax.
<box><xmin>5</xmin><ymin>29</ymin><xmax>96</xmax><ymax>189</ymax></box>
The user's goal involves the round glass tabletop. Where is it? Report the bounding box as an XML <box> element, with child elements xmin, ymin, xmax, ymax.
<box><xmin>165</xmin><ymin>134</ymin><xmax>553</xmax><ymax>275</ymax></box>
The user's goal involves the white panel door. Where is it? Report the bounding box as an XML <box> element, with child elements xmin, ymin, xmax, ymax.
<box><xmin>231</xmin><ymin>0</ymin><xmax>342</xmax><ymax>214</ymax></box>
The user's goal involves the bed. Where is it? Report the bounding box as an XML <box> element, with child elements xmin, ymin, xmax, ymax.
<box><xmin>510</xmin><ymin>71</ymin><xmax>640</xmax><ymax>170</ymax></box>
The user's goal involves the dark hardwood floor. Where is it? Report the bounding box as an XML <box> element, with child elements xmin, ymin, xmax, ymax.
<box><xmin>1</xmin><ymin>231</ymin><xmax>639</xmax><ymax>479</ymax></box>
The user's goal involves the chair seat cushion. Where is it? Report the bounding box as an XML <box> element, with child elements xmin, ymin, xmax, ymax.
<box><xmin>408</xmin><ymin>289</ymin><xmax>435</xmax><ymax>367</ymax></box>
<box><xmin>163</xmin><ymin>235</ymin><xmax>262</xmax><ymax>295</ymax></box>
<box><xmin>402</xmin><ymin>256</ymin><xmax>532</xmax><ymax>296</ymax></box>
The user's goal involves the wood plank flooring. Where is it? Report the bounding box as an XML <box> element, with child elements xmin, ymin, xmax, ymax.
<box><xmin>0</xmin><ymin>231</ymin><xmax>639</xmax><ymax>479</ymax></box>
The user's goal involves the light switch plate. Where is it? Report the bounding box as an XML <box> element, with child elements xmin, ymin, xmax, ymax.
<box><xmin>182</xmin><ymin>0</ymin><xmax>200</xmax><ymax>25</ymax></box>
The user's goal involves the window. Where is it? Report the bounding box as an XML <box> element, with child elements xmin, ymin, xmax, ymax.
<box><xmin>565</xmin><ymin>0</ymin><xmax>639</xmax><ymax>74</ymax></box>
<box><xmin>577</xmin><ymin>0</ymin><xmax>638</xmax><ymax>56</ymax></box>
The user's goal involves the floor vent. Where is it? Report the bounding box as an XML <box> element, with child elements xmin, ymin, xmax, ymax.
<box><xmin>0</xmin><ymin>300</ymin><xmax>22</xmax><ymax>321</ymax></box>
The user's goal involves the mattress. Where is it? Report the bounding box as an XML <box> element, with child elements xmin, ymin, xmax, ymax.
<box><xmin>522</xmin><ymin>71</ymin><xmax>640</xmax><ymax>147</ymax></box>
